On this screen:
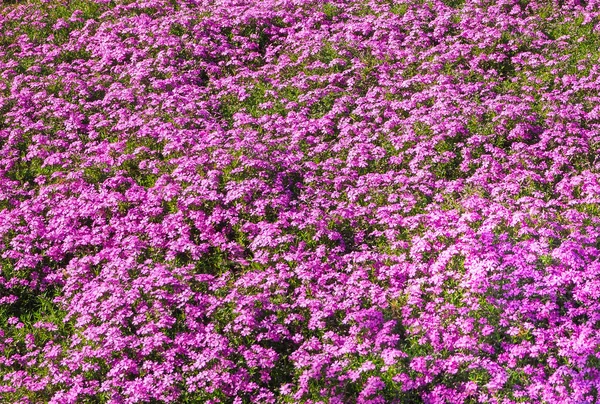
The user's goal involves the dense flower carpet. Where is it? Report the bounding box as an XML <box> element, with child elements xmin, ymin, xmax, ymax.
<box><xmin>1</xmin><ymin>0</ymin><xmax>600</xmax><ymax>402</ymax></box>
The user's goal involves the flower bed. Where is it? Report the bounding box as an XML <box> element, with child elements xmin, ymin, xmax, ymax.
<box><xmin>0</xmin><ymin>0</ymin><xmax>600</xmax><ymax>402</ymax></box>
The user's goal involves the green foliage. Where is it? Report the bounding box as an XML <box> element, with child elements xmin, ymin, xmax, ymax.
<box><xmin>323</xmin><ymin>3</ymin><xmax>342</xmax><ymax>20</ymax></box>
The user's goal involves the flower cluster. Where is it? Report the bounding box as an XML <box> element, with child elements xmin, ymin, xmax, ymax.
<box><xmin>1</xmin><ymin>0</ymin><xmax>600</xmax><ymax>402</ymax></box>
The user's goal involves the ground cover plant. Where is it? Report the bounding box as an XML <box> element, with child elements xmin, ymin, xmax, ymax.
<box><xmin>0</xmin><ymin>0</ymin><xmax>600</xmax><ymax>402</ymax></box>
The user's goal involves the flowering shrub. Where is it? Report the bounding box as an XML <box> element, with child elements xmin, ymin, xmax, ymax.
<box><xmin>1</xmin><ymin>0</ymin><xmax>600</xmax><ymax>402</ymax></box>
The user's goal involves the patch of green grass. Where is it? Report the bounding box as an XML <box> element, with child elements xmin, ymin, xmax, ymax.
<box><xmin>82</xmin><ymin>165</ymin><xmax>111</xmax><ymax>185</ymax></box>
<box><xmin>316</xmin><ymin>42</ymin><xmax>341</xmax><ymax>65</ymax></box>
<box><xmin>441</xmin><ymin>0</ymin><xmax>465</xmax><ymax>8</ymax></box>
<box><xmin>309</xmin><ymin>92</ymin><xmax>339</xmax><ymax>118</ymax></box>
<box><xmin>390</xmin><ymin>3</ymin><xmax>408</xmax><ymax>16</ymax></box>
<box><xmin>322</xmin><ymin>3</ymin><xmax>342</xmax><ymax>20</ymax></box>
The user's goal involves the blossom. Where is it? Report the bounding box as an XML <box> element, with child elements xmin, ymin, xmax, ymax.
<box><xmin>1</xmin><ymin>0</ymin><xmax>600</xmax><ymax>402</ymax></box>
